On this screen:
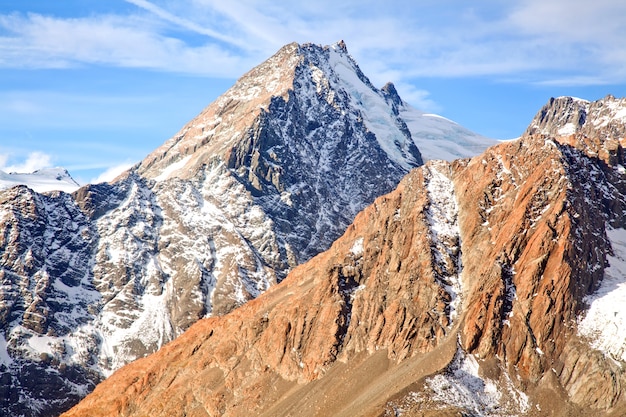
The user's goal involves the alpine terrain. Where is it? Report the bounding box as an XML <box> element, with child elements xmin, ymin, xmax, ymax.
<box><xmin>62</xmin><ymin>94</ymin><xmax>626</xmax><ymax>417</ymax></box>
<box><xmin>0</xmin><ymin>41</ymin><xmax>493</xmax><ymax>417</ymax></box>
<box><xmin>0</xmin><ymin>168</ymin><xmax>80</xmax><ymax>194</ymax></box>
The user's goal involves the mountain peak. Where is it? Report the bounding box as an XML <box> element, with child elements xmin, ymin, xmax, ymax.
<box><xmin>526</xmin><ymin>94</ymin><xmax>626</xmax><ymax>139</ymax></box>
<box><xmin>333</xmin><ymin>39</ymin><xmax>348</xmax><ymax>53</ymax></box>
<box><xmin>137</xmin><ymin>41</ymin><xmax>422</xmax><ymax>180</ymax></box>
<box><xmin>381</xmin><ymin>82</ymin><xmax>403</xmax><ymax>109</ymax></box>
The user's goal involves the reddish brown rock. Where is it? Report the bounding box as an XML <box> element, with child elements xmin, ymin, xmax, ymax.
<box><xmin>63</xmin><ymin>131</ymin><xmax>626</xmax><ymax>416</ymax></box>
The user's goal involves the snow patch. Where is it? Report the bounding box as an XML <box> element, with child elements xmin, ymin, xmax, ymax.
<box><xmin>97</xmin><ymin>285</ymin><xmax>175</xmax><ymax>376</ymax></box>
<box><xmin>400</xmin><ymin>104</ymin><xmax>496</xmax><ymax>161</ymax></box>
<box><xmin>0</xmin><ymin>333</ymin><xmax>12</xmax><ymax>365</ymax></box>
<box><xmin>425</xmin><ymin>161</ymin><xmax>463</xmax><ymax>322</ymax></box>
<box><xmin>393</xmin><ymin>348</ymin><xmax>530</xmax><ymax>416</ymax></box>
<box><xmin>558</xmin><ymin>122</ymin><xmax>577</xmax><ymax>136</ymax></box>
<box><xmin>350</xmin><ymin>237</ymin><xmax>364</xmax><ymax>257</ymax></box>
<box><xmin>423</xmin><ymin>349</ymin><xmax>530</xmax><ymax>416</ymax></box>
<box><xmin>578</xmin><ymin>228</ymin><xmax>626</xmax><ymax>361</ymax></box>
<box><xmin>426</xmin><ymin>351</ymin><xmax>502</xmax><ymax>413</ymax></box>
<box><xmin>28</xmin><ymin>335</ymin><xmax>55</xmax><ymax>356</ymax></box>
<box><xmin>0</xmin><ymin>167</ymin><xmax>80</xmax><ymax>193</ymax></box>
<box><xmin>280</xmin><ymin>191</ymin><xmax>293</xmax><ymax>207</ymax></box>
<box><xmin>557</xmin><ymin>96</ymin><xmax>589</xmax><ymax>103</ymax></box>
<box><xmin>154</xmin><ymin>155</ymin><xmax>193</xmax><ymax>181</ymax></box>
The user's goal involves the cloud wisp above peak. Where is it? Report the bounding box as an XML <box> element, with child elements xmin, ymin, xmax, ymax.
<box><xmin>0</xmin><ymin>0</ymin><xmax>625</xmax><ymax>86</ymax></box>
<box><xmin>90</xmin><ymin>162</ymin><xmax>135</xmax><ymax>184</ymax></box>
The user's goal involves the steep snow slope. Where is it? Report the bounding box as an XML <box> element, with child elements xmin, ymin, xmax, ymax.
<box><xmin>578</xmin><ymin>228</ymin><xmax>626</xmax><ymax>362</ymax></box>
<box><xmin>379</xmin><ymin>81</ymin><xmax>497</xmax><ymax>161</ymax></box>
<box><xmin>401</xmin><ymin>105</ymin><xmax>497</xmax><ymax>160</ymax></box>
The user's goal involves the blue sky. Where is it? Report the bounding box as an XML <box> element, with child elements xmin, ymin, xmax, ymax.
<box><xmin>1</xmin><ymin>0</ymin><xmax>625</xmax><ymax>184</ymax></box>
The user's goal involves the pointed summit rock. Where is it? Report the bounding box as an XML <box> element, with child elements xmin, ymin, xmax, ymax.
<box><xmin>64</xmin><ymin>95</ymin><xmax>626</xmax><ymax>417</ymax></box>
<box><xmin>137</xmin><ymin>41</ymin><xmax>422</xmax><ymax>181</ymax></box>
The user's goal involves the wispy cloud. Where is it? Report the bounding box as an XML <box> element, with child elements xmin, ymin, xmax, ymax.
<box><xmin>0</xmin><ymin>12</ymin><xmax>255</xmax><ymax>76</ymax></box>
<box><xmin>1</xmin><ymin>0</ymin><xmax>625</xmax><ymax>91</ymax></box>
<box><xmin>120</xmin><ymin>0</ymin><xmax>626</xmax><ymax>87</ymax></box>
<box><xmin>90</xmin><ymin>162</ymin><xmax>135</xmax><ymax>184</ymax></box>
<box><xmin>0</xmin><ymin>151</ymin><xmax>52</xmax><ymax>173</ymax></box>
<box><xmin>123</xmin><ymin>0</ymin><xmax>247</xmax><ymax>48</ymax></box>
<box><xmin>508</xmin><ymin>0</ymin><xmax>626</xmax><ymax>42</ymax></box>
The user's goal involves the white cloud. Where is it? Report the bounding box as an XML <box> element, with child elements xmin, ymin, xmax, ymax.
<box><xmin>131</xmin><ymin>0</ymin><xmax>626</xmax><ymax>86</ymax></box>
<box><xmin>1</xmin><ymin>0</ymin><xmax>626</xmax><ymax>88</ymax></box>
<box><xmin>0</xmin><ymin>151</ymin><xmax>53</xmax><ymax>173</ymax></box>
<box><xmin>0</xmin><ymin>12</ymin><xmax>256</xmax><ymax>77</ymax></box>
<box><xmin>508</xmin><ymin>0</ymin><xmax>626</xmax><ymax>42</ymax></box>
<box><xmin>124</xmin><ymin>0</ymin><xmax>248</xmax><ymax>48</ymax></box>
<box><xmin>90</xmin><ymin>162</ymin><xmax>135</xmax><ymax>184</ymax></box>
<box><xmin>394</xmin><ymin>84</ymin><xmax>441</xmax><ymax>113</ymax></box>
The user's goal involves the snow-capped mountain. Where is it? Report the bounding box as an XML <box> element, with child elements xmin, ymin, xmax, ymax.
<box><xmin>0</xmin><ymin>167</ymin><xmax>80</xmax><ymax>193</ymax></box>
<box><xmin>0</xmin><ymin>41</ymin><xmax>492</xmax><ymax>417</ymax></box>
<box><xmin>63</xmin><ymin>95</ymin><xmax>626</xmax><ymax>417</ymax></box>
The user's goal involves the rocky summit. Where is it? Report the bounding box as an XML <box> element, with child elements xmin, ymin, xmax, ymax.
<box><xmin>0</xmin><ymin>42</ymin><xmax>492</xmax><ymax>417</ymax></box>
<box><xmin>63</xmin><ymin>95</ymin><xmax>626</xmax><ymax>417</ymax></box>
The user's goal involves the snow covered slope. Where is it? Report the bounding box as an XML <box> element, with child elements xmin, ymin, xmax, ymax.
<box><xmin>0</xmin><ymin>167</ymin><xmax>80</xmax><ymax>193</ymax></box>
<box><xmin>400</xmin><ymin>105</ymin><xmax>497</xmax><ymax>160</ymax></box>
<box><xmin>379</xmin><ymin>82</ymin><xmax>497</xmax><ymax>161</ymax></box>
<box><xmin>578</xmin><ymin>227</ymin><xmax>626</xmax><ymax>362</ymax></box>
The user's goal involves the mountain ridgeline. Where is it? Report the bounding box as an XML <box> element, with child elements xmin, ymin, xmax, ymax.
<box><xmin>63</xmin><ymin>94</ymin><xmax>626</xmax><ymax>417</ymax></box>
<box><xmin>0</xmin><ymin>42</ymin><xmax>494</xmax><ymax>417</ymax></box>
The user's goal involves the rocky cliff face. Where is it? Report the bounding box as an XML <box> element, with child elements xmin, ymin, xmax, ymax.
<box><xmin>0</xmin><ymin>42</ymin><xmax>492</xmax><ymax>417</ymax></box>
<box><xmin>63</xmin><ymin>96</ymin><xmax>626</xmax><ymax>417</ymax></box>
<box><xmin>526</xmin><ymin>94</ymin><xmax>626</xmax><ymax>140</ymax></box>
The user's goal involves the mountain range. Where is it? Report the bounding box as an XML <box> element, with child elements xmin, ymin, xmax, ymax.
<box><xmin>62</xmin><ymin>93</ymin><xmax>626</xmax><ymax>417</ymax></box>
<box><xmin>6</xmin><ymin>40</ymin><xmax>626</xmax><ymax>417</ymax></box>
<box><xmin>0</xmin><ymin>41</ymin><xmax>495</xmax><ymax>417</ymax></box>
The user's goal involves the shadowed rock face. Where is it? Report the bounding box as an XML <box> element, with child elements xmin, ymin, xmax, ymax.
<box><xmin>62</xmin><ymin>114</ymin><xmax>626</xmax><ymax>416</ymax></box>
<box><xmin>4</xmin><ymin>40</ymin><xmax>495</xmax><ymax>417</ymax></box>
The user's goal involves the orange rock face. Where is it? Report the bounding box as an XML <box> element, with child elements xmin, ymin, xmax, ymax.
<box><xmin>63</xmin><ymin>132</ymin><xmax>626</xmax><ymax>416</ymax></box>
